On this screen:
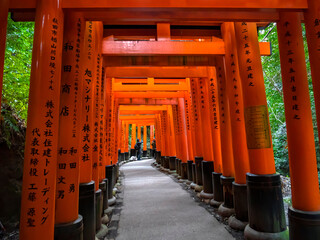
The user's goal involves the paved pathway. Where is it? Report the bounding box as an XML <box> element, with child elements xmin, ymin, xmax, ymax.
<box><xmin>117</xmin><ymin>159</ymin><xmax>234</xmax><ymax>240</ymax></box>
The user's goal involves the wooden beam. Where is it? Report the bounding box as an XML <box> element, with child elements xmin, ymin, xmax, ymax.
<box><xmin>105</xmin><ymin>67</ymin><xmax>209</xmax><ymax>78</ymax></box>
<box><xmin>9</xmin><ymin>0</ymin><xmax>307</xmax><ymax>10</ymax></box>
<box><xmin>114</xmin><ymin>91</ymin><xmax>185</xmax><ymax>98</ymax></box>
<box><xmin>102</xmin><ymin>40</ymin><xmax>225</xmax><ymax>56</ymax></box>
<box><xmin>102</xmin><ymin>40</ymin><xmax>271</xmax><ymax>56</ymax></box>
<box><xmin>117</xmin><ymin>98</ymin><xmax>178</xmax><ymax>105</ymax></box>
<box><xmin>119</xmin><ymin>105</ymin><xmax>168</xmax><ymax>111</ymax></box>
<box><xmin>120</xmin><ymin>110</ymin><xmax>164</xmax><ymax>114</ymax></box>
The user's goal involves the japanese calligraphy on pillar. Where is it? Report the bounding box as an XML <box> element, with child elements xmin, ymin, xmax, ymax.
<box><xmin>235</xmin><ymin>22</ymin><xmax>271</xmax><ymax>149</ymax></box>
<box><xmin>229</xmin><ymin>53</ymin><xmax>243</xmax><ymax>122</ymax></box>
<box><xmin>99</xmin><ymin>67</ymin><xmax>106</xmax><ymax>180</ymax></box>
<box><xmin>207</xmin><ymin>74</ymin><xmax>220</xmax><ymax>130</ymax></box>
<box><xmin>20</xmin><ymin>9</ymin><xmax>63</xmax><ymax>237</ymax></box>
<box><xmin>280</xmin><ymin>21</ymin><xmax>301</xmax><ymax>121</ymax></box>
<box><xmin>55</xmin><ymin>15</ymin><xmax>84</xmax><ymax>224</ymax></box>
<box><xmin>217</xmin><ymin>66</ymin><xmax>226</xmax><ymax>125</ymax></box>
<box><xmin>184</xmin><ymin>93</ymin><xmax>191</xmax><ymax>131</ymax></box>
<box><xmin>79</xmin><ymin>21</ymin><xmax>95</xmax><ymax>183</ymax></box>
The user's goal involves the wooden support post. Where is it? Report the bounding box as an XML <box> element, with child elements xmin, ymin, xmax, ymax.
<box><xmin>172</xmin><ymin>105</ymin><xmax>181</xmax><ymax>161</ymax></box>
<box><xmin>220</xmin><ymin>22</ymin><xmax>245</xmax><ymax>218</ymax></box>
<box><xmin>168</xmin><ymin>105</ymin><xmax>177</xmax><ymax>157</ymax></box>
<box><xmin>125</xmin><ymin>122</ymin><xmax>129</xmax><ymax>153</ymax></box>
<box><xmin>178</xmin><ymin>98</ymin><xmax>188</xmax><ymax>163</ymax></box>
<box><xmin>190</xmin><ymin>79</ymin><xmax>204</xmax><ymax>158</ymax></box>
<box><xmin>143</xmin><ymin>125</ymin><xmax>147</xmax><ymax>151</ymax></box>
<box><xmin>184</xmin><ymin>91</ymin><xmax>194</xmax><ymax>161</ymax></box>
<box><xmin>137</xmin><ymin>124</ymin><xmax>141</xmax><ymax>141</ymax></box>
<box><xmin>198</xmin><ymin>78</ymin><xmax>214</xmax><ymax>162</ymax></box>
<box><xmin>0</xmin><ymin>0</ymin><xmax>9</xmax><ymax>111</ymax></box>
<box><xmin>235</xmin><ymin>22</ymin><xmax>275</xmax><ymax>174</ymax></box>
<box><xmin>210</xmin><ymin>57</ymin><xmax>234</xmax><ymax>208</ymax></box>
<box><xmin>305</xmin><ymin>0</ymin><xmax>320</xmax><ymax>156</ymax></box>
<box><xmin>105</xmin><ymin>77</ymin><xmax>113</xmax><ymax>166</ymax></box>
<box><xmin>55</xmin><ymin>12</ymin><xmax>84</xmax><ymax>228</ymax></box>
<box><xmin>131</xmin><ymin>124</ymin><xmax>136</xmax><ymax>149</ymax></box>
<box><xmin>99</xmin><ymin>67</ymin><xmax>106</xmax><ymax>181</ymax></box>
<box><xmin>278</xmin><ymin>12</ymin><xmax>320</xmax><ymax>240</ymax></box>
<box><xmin>206</xmin><ymin>67</ymin><xmax>223</xmax><ymax>174</ymax></box>
<box><xmin>79</xmin><ymin>21</ymin><xmax>95</xmax><ymax>184</ymax></box>
<box><xmin>20</xmin><ymin>0</ymin><xmax>63</xmax><ymax>239</ymax></box>
<box><xmin>92</xmin><ymin>21</ymin><xmax>103</xmax><ymax>192</ymax></box>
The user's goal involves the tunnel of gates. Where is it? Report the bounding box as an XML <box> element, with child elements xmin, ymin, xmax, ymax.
<box><xmin>1</xmin><ymin>0</ymin><xmax>320</xmax><ymax>239</ymax></box>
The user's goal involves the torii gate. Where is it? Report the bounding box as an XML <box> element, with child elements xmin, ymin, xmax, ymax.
<box><xmin>1</xmin><ymin>1</ymin><xmax>320</xmax><ymax>240</ymax></box>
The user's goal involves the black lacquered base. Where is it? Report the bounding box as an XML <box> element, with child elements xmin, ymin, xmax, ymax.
<box><xmin>244</xmin><ymin>173</ymin><xmax>287</xmax><ymax>239</ymax></box>
<box><xmin>289</xmin><ymin>207</ymin><xmax>320</xmax><ymax>240</ymax></box>
<box><xmin>54</xmin><ymin>215</ymin><xmax>83</xmax><ymax>240</ymax></box>
<box><xmin>164</xmin><ymin>156</ymin><xmax>170</xmax><ymax>169</ymax></box>
<box><xmin>143</xmin><ymin>150</ymin><xmax>147</xmax><ymax>157</ymax></box>
<box><xmin>169</xmin><ymin>156</ymin><xmax>176</xmax><ymax>170</ymax></box>
<box><xmin>202</xmin><ymin>161</ymin><xmax>214</xmax><ymax>194</ymax></box>
<box><xmin>99</xmin><ymin>180</ymin><xmax>108</xmax><ymax>212</ymax></box>
<box><xmin>195</xmin><ymin>157</ymin><xmax>203</xmax><ymax>186</ymax></box>
<box><xmin>105</xmin><ymin>165</ymin><xmax>114</xmax><ymax>199</ymax></box>
<box><xmin>130</xmin><ymin>149</ymin><xmax>136</xmax><ymax>158</ymax></box>
<box><xmin>187</xmin><ymin>160</ymin><xmax>193</xmax><ymax>181</ymax></box>
<box><xmin>180</xmin><ymin>162</ymin><xmax>188</xmax><ymax>179</ymax></box>
<box><xmin>95</xmin><ymin>189</ymin><xmax>102</xmax><ymax>231</ymax></box>
<box><xmin>124</xmin><ymin>152</ymin><xmax>129</xmax><ymax>160</ymax></box>
<box><xmin>212</xmin><ymin>172</ymin><xmax>224</xmax><ymax>203</ymax></box>
<box><xmin>79</xmin><ymin>181</ymin><xmax>96</xmax><ymax>240</ymax></box>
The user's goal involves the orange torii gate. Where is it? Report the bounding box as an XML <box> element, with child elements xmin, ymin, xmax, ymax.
<box><xmin>1</xmin><ymin>0</ymin><xmax>320</xmax><ymax>240</ymax></box>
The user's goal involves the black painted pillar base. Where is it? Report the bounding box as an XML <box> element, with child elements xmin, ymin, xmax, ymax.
<box><xmin>210</xmin><ymin>172</ymin><xmax>224</xmax><ymax>207</ymax></box>
<box><xmin>120</xmin><ymin>153</ymin><xmax>125</xmax><ymax>162</ymax></box>
<box><xmin>95</xmin><ymin>189</ymin><xmax>102</xmax><ymax>231</ymax></box>
<box><xmin>79</xmin><ymin>181</ymin><xmax>96</xmax><ymax>240</ymax></box>
<box><xmin>160</xmin><ymin>156</ymin><xmax>165</xmax><ymax>167</ymax></box>
<box><xmin>105</xmin><ymin>165</ymin><xmax>114</xmax><ymax>199</ymax></box>
<box><xmin>143</xmin><ymin>150</ymin><xmax>147</xmax><ymax>157</ymax></box>
<box><xmin>156</xmin><ymin>151</ymin><xmax>161</xmax><ymax>164</ymax></box>
<box><xmin>289</xmin><ymin>207</ymin><xmax>320</xmax><ymax>240</ymax></box>
<box><xmin>164</xmin><ymin>156</ymin><xmax>170</xmax><ymax>169</ymax></box>
<box><xmin>180</xmin><ymin>162</ymin><xmax>188</xmax><ymax>179</ymax></box>
<box><xmin>169</xmin><ymin>156</ymin><xmax>176</xmax><ymax>171</ymax></box>
<box><xmin>201</xmin><ymin>161</ymin><xmax>214</xmax><ymax>198</ymax></box>
<box><xmin>124</xmin><ymin>152</ymin><xmax>129</xmax><ymax>160</ymax></box>
<box><xmin>130</xmin><ymin>149</ymin><xmax>136</xmax><ymax>158</ymax></box>
<box><xmin>190</xmin><ymin>163</ymin><xmax>197</xmax><ymax>189</ymax></box>
<box><xmin>187</xmin><ymin>160</ymin><xmax>193</xmax><ymax>183</ymax></box>
<box><xmin>218</xmin><ymin>176</ymin><xmax>235</xmax><ymax>217</ymax></box>
<box><xmin>54</xmin><ymin>215</ymin><xmax>83</xmax><ymax>240</ymax></box>
<box><xmin>229</xmin><ymin>183</ymin><xmax>248</xmax><ymax>231</ymax></box>
<box><xmin>244</xmin><ymin>173</ymin><xmax>288</xmax><ymax>240</ymax></box>
<box><xmin>195</xmin><ymin>157</ymin><xmax>203</xmax><ymax>186</ymax></box>
<box><xmin>99</xmin><ymin>180</ymin><xmax>108</xmax><ymax>213</ymax></box>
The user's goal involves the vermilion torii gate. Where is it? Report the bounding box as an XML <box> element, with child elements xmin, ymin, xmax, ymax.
<box><xmin>1</xmin><ymin>0</ymin><xmax>320</xmax><ymax>240</ymax></box>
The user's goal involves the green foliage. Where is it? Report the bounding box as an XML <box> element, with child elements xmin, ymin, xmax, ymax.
<box><xmin>259</xmin><ymin>23</ymin><xmax>320</xmax><ymax>177</ymax></box>
<box><xmin>3</xmin><ymin>14</ymin><xmax>34</xmax><ymax>121</ymax></box>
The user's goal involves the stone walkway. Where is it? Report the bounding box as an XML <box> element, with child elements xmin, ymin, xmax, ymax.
<box><xmin>116</xmin><ymin>159</ymin><xmax>234</xmax><ymax>240</ymax></box>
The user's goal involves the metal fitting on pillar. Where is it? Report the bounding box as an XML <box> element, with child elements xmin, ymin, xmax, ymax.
<box><xmin>200</xmin><ymin>161</ymin><xmax>214</xmax><ymax>201</ymax></box>
<box><xmin>79</xmin><ymin>180</ymin><xmax>96</xmax><ymax>240</ymax></box>
<box><xmin>244</xmin><ymin>173</ymin><xmax>288</xmax><ymax>240</ymax></box>
<box><xmin>218</xmin><ymin>176</ymin><xmax>235</xmax><ymax>218</ymax></box>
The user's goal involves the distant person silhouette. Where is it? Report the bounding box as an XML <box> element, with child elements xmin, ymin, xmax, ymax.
<box><xmin>135</xmin><ymin>139</ymin><xmax>142</xmax><ymax>160</ymax></box>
